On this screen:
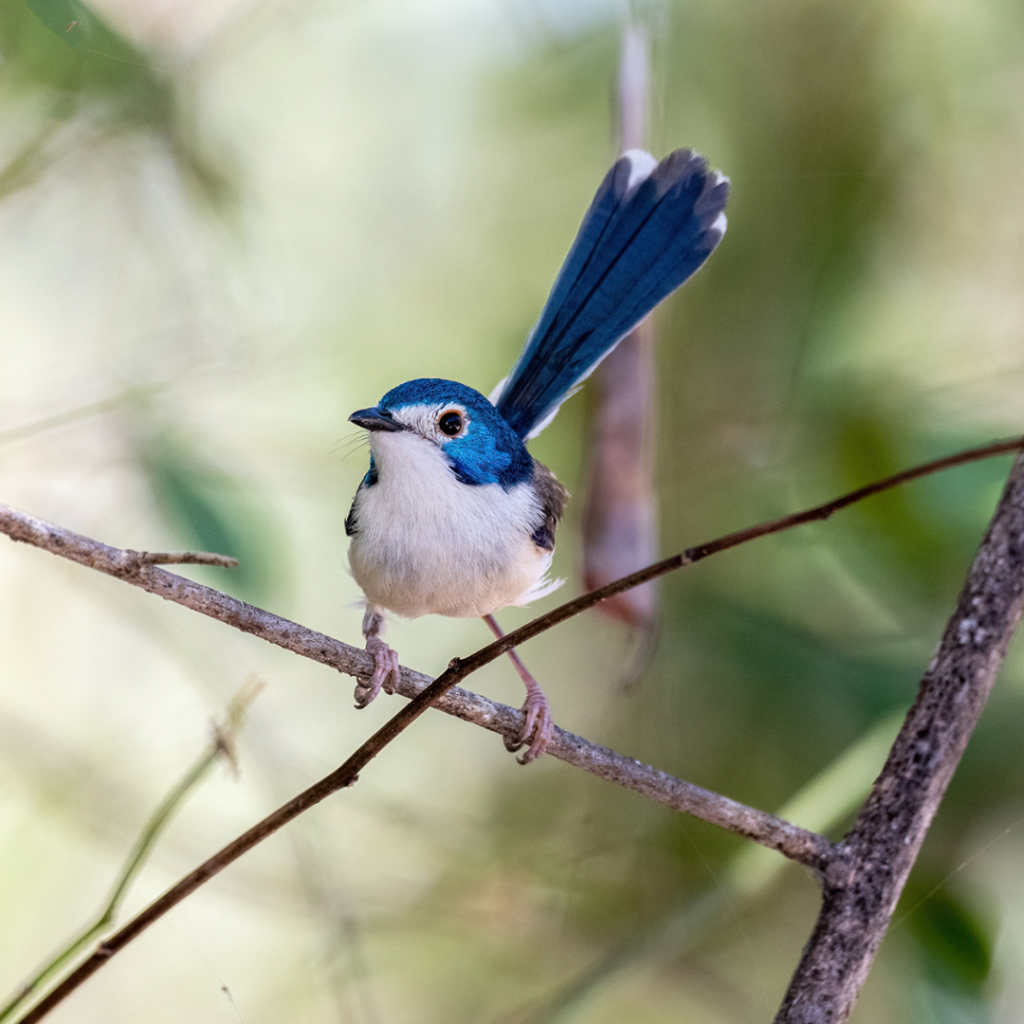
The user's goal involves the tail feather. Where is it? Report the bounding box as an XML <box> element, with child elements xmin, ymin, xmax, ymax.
<box><xmin>493</xmin><ymin>148</ymin><xmax>729</xmax><ymax>440</ymax></box>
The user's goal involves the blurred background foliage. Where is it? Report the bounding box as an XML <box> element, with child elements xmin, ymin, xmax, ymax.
<box><xmin>0</xmin><ymin>0</ymin><xmax>1023</xmax><ymax>1020</ymax></box>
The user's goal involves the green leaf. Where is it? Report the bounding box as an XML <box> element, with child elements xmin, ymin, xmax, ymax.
<box><xmin>903</xmin><ymin>883</ymin><xmax>993</xmax><ymax>995</ymax></box>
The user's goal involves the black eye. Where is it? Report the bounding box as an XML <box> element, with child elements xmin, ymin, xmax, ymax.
<box><xmin>438</xmin><ymin>410</ymin><xmax>463</xmax><ymax>437</ymax></box>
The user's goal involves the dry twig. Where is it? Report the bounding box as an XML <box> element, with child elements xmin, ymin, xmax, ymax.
<box><xmin>0</xmin><ymin>499</ymin><xmax>828</xmax><ymax>866</ymax></box>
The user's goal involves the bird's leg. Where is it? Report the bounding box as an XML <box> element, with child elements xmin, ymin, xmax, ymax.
<box><xmin>356</xmin><ymin>606</ymin><xmax>400</xmax><ymax>708</ymax></box>
<box><xmin>483</xmin><ymin>613</ymin><xmax>554</xmax><ymax>764</ymax></box>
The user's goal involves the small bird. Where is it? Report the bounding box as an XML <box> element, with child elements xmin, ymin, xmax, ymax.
<box><xmin>345</xmin><ymin>148</ymin><xmax>729</xmax><ymax>762</ymax></box>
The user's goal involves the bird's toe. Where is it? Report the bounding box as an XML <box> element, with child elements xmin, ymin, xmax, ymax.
<box><xmin>510</xmin><ymin>689</ymin><xmax>554</xmax><ymax>765</ymax></box>
<box><xmin>356</xmin><ymin>636</ymin><xmax>401</xmax><ymax>708</ymax></box>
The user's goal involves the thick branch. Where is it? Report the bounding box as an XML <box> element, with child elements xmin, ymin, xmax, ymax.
<box><xmin>775</xmin><ymin>453</ymin><xmax>1024</xmax><ymax>1023</ymax></box>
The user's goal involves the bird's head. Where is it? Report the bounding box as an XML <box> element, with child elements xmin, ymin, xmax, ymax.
<box><xmin>349</xmin><ymin>378</ymin><xmax>533</xmax><ymax>488</ymax></box>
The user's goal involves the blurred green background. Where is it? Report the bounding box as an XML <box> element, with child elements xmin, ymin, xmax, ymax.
<box><xmin>1</xmin><ymin>0</ymin><xmax>1023</xmax><ymax>1021</ymax></box>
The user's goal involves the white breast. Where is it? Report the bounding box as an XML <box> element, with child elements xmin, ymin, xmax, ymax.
<box><xmin>348</xmin><ymin>431</ymin><xmax>562</xmax><ymax>619</ymax></box>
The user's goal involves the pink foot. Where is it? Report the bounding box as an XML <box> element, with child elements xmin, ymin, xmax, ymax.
<box><xmin>483</xmin><ymin>613</ymin><xmax>555</xmax><ymax>765</ymax></box>
<box><xmin>504</xmin><ymin>687</ymin><xmax>554</xmax><ymax>765</ymax></box>
<box><xmin>355</xmin><ymin>635</ymin><xmax>400</xmax><ymax>708</ymax></box>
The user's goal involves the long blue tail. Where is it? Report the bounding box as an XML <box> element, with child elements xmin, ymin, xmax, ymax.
<box><xmin>493</xmin><ymin>149</ymin><xmax>729</xmax><ymax>440</ymax></box>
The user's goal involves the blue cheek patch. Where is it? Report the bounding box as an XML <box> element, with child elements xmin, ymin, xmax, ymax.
<box><xmin>443</xmin><ymin>429</ymin><xmax>533</xmax><ymax>488</ymax></box>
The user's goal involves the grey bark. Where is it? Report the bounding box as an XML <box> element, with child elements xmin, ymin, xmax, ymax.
<box><xmin>776</xmin><ymin>453</ymin><xmax>1024</xmax><ymax>1022</ymax></box>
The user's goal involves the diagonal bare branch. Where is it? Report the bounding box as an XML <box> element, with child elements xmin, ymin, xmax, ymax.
<box><xmin>0</xmin><ymin>499</ymin><xmax>828</xmax><ymax>866</ymax></box>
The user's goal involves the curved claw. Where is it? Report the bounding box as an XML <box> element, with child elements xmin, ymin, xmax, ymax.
<box><xmin>356</xmin><ymin>635</ymin><xmax>401</xmax><ymax>708</ymax></box>
<box><xmin>504</xmin><ymin>688</ymin><xmax>554</xmax><ymax>764</ymax></box>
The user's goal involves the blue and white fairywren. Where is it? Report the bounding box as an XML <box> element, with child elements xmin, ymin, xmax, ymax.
<box><xmin>346</xmin><ymin>148</ymin><xmax>729</xmax><ymax>762</ymax></box>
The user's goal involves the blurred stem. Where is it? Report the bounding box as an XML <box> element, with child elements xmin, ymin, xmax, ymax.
<box><xmin>2</xmin><ymin>682</ymin><xmax>259</xmax><ymax>1024</ymax></box>
<box><xmin>0</xmin><ymin>385</ymin><xmax>162</xmax><ymax>449</ymax></box>
<box><xmin>580</xmin><ymin>24</ymin><xmax>660</xmax><ymax>638</ymax></box>
<box><xmin>0</xmin><ymin>121</ymin><xmax>64</xmax><ymax>202</ymax></box>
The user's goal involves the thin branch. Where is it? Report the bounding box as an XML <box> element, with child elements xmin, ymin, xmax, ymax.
<box><xmin>686</xmin><ymin>436</ymin><xmax>1024</xmax><ymax>559</ymax></box>
<box><xmin>17</xmin><ymin>642</ymin><xmax>823</xmax><ymax>1024</ymax></box>
<box><xmin>774</xmin><ymin>452</ymin><xmax>1024</xmax><ymax>1022</ymax></box>
<box><xmin>496</xmin><ymin>436</ymin><xmax>1024</xmax><ymax>661</ymax></box>
<box><xmin>0</xmin><ymin>498</ymin><xmax>829</xmax><ymax>863</ymax></box>
<box><xmin>13</xmin><ymin>656</ymin><xmax>495</xmax><ymax>1024</ymax></box>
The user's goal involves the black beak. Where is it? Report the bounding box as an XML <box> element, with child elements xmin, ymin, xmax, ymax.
<box><xmin>349</xmin><ymin>407</ymin><xmax>404</xmax><ymax>432</ymax></box>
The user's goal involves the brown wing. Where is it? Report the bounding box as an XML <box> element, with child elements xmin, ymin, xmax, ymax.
<box><xmin>529</xmin><ymin>460</ymin><xmax>569</xmax><ymax>551</ymax></box>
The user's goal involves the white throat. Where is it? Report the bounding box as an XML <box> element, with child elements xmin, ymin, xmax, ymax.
<box><xmin>348</xmin><ymin>431</ymin><xmax>560</xmax><ymax>619</ymax></box>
